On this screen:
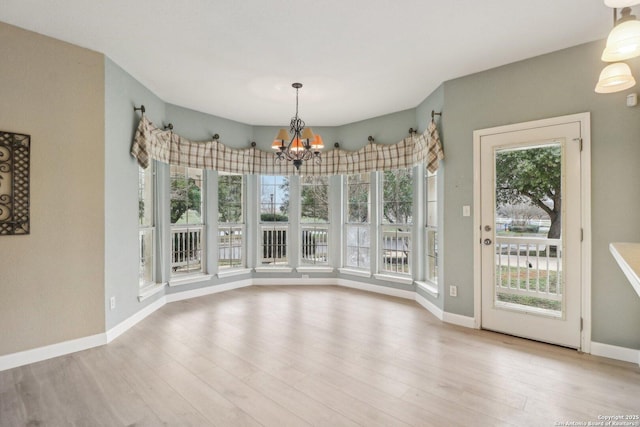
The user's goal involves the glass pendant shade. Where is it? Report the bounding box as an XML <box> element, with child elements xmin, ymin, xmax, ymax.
<box><xmin>605</xmin><ymin>0</ymin><xmax>640</xmax><ymax>7</ymax></box>
<box><xmin>595</xmin><ymin>62</ymin><xmax>636</xmax><ymax>93</ymax></box>
<box><xmin>602</xmin><ymin>19</ymin><xmax>640</xmax><ymax>61</ymax></box>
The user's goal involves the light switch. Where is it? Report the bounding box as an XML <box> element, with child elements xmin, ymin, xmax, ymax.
<box><xmin>463</xmin><ymin>205</ymin><xmax>471</xmax><ymax>217</ymax></box>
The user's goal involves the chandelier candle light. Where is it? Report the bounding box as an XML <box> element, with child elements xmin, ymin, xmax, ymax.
<box><xmin>272</xmin><ymin>83</ymin><xmax>324</xmax><ymax>170</ymax></box>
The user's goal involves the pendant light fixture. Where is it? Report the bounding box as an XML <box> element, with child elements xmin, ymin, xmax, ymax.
<box><xmin>602</xmin><ymin>7</ymin><xmax>640</xmax><ymax>61</ymax></box>
<box><xmin>272</xmin><ymin>83</ymin><xmax>324</xmax><ymax>170</ymax></box>
<box><xmin>595</xmin><ymin>62</ymin><xmax>637</xmax><ymax>92</ymax></box>
<box><xmin>596</xmin><ymin>2</ymin><xmax>640</xmax><ymax>93</ymax></box>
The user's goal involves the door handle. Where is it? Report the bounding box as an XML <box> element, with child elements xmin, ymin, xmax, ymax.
<box><xmin>483</xmin><ymin>238</ymin><xmax>492</xmax><ymax>245</ymax></box>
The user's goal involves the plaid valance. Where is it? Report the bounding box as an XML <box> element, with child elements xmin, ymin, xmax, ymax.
<box><xmin>131</xmin><ymin>115</ymin><xmax>443</xmax><ymax>175</ymax></box>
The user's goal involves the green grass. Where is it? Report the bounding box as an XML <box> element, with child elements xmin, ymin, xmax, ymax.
<box><xmin>497</xmin><ymin>293</ymin><xmax>561</xmax><ymax>311</ymax></box>
<box><xmin>496</xmin><ymin>266</ymin><xmax>562</xmax><ymax>311</ymax></box>
<box><xmin>497</xmin><ymin>265</ymin><xmax>560</xmax><ymax>292</ymax></box>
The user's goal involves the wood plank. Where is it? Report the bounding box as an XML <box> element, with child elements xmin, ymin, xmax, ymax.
<box><xmin>1</xmin><ymin>285</ymin><xmax>638</xmax><ymax>426</ymax></box>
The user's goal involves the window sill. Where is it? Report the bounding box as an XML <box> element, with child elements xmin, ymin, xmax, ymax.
<box><xmin>169</xmin><ymin>274</ymin><xmax>213</xmax><ymax>287</ymax></box>
<box><xmin>138</xmin><ymin>282</ymin><xmax>166</xmax><ymax>302</ymax></box>
<box><xmin>415</xmin><ymin>280</ymin><xmax>439</xmax><ymax>298</ymax></box>
<box><xmin>338</xmin><ymin>268</ymin><xmax>372</xmax><ymax>278</ymax></box>
<box><xmin>217</xmin><ymin>268</ymin><xmax>252</xmax><ymax>279</ymax></box>
<box><xmin>255</xmin><ymin>266</ymin><xmax>293</xmax><ymax>273</ymax></box>
<box><xmin>373</xmin><ymin>273</ymin><xmax>414</xmax><ymax>285</ymax></box>
<box><xmin>297</xmin><ymin>266</ymin><xmax>334</xmax><ymax>273</ymax></box>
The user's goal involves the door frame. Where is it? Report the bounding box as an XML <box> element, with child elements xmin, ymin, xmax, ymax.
<box><xmin>473</xmin><ymin>112</ymin><xmax>591</xmax><ymax>352</ymax></box>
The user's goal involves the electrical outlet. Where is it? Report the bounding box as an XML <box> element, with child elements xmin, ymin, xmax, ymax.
<box><xmin>110</xmin><ymin>296</ymin><xmax>116</xmax><ymax>310</ymax></box>
<box><xmin>449</xmin><ymin>285</ymin><xmax>458</xmax><ymax>297</ymax></box>
<box><xmin>302</xmin><ymin>274</ymin><xmax>309</xmax><ymax>279</ymax></box>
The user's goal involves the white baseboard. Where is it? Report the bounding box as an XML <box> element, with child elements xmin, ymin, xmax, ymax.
<box><xmin>443</xmin><ymin>312</ymin><xmax>478</xmax><ymax>329</ymax></box>
<box><xmin>415</xmin><ymin>293</ymin><xmax>444</xmax><ymax>320</ymax></box>
<box><xmin>414</xmin><ymin>293</ymin><xmax>478</xmax><ymax>329</ymax></box>
<box><xmin>5</xmin><ymin>276</ymin><xmax>637</xmax><ymax>372</ymax></box>
<box><xmin>166</xmin><ymin>279</ymin><xmax>252</xmax><ymax>303</ymax></box>
<box><xmin>338</xmin><ymin>279</ymin><xmax>415</xmax><ymax>300</ymax></box>
<box><xmin>106</xmin><ymin>296</ymin><xmax>166</xmax><ymax>343</ymax></box>
<box><xmin>253</xmin><ymin>277</ymin><xmax>333</xmax><ymax>286</ymax></box>
<box><xmin>591</xmin><ymin>341</ymin><xmax>640</xmax><ymax>366</ymax></box>
<box><xmin>0</xmin><ymin>333</ymin><xmax>106</xmax><ymax>372</ymax></box>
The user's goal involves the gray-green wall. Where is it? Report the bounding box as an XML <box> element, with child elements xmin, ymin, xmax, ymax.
<box><xmin>104</xmin><ymin>58</ymin><xmax>167</xmax><ymax>329</ymax></box>
<box><xmin>426</xmin><ymin>40</ymin><xmax>640</xmax><ymax>349</ymax></box>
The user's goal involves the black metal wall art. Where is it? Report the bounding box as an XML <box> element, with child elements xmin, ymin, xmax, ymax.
<box><xmin>0</xmin><ymin>131</ymin><xmax>30</xmax><ymax>235</ymax></box>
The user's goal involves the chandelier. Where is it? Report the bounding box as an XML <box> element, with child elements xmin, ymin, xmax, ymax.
<box><xmin>272</xmin><ymin>83</ymin><xmax>324</xmax><ymax>170</ymax></box>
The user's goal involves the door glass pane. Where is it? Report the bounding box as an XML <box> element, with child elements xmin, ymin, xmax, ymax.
<box><xmin>494</xmin><ymin>142</ymin><xmax>564</xmax><ymax>317</ymax></box>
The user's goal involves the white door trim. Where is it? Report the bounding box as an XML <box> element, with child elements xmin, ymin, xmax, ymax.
<box><xmin>473</xmin><ymin>112</ymin><xmax>591</xmax><ymax>351</ymax></box>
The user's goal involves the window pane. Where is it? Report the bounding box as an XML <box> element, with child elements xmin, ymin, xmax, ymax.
<box><xmin>347</xmin><ymin>174</ymin><xmax>370</xmax><ymax>224</ymax></box>
<box><xmin>138</xmin><ymin>164</ymin><xmax>154</xmax><ymax>288</ymax></box>
<box><xmin>427</xmin><ymin>229</ymin><xmax>438</xmax><ymax>283</ymax></box>
<box><xmin>218</xmin><ymin>226</ymin><xmax>243</xmax><ymax>269</ymax></box>
<box><xmin>171</xmin><ymin>226</ymin><xmax>203</xmax><ymax>274</ymax></box>
<box><xmin>261</xmin><ymin>224</ymin><xmax>288</xmax><ymax>265</ymax></box>
<box><xmin>139</xmin><ymin>229</ymin><xmax>154</xmax><ymax>286</ymax></box>
<box><xmin>382</xmin><ymin>169</ymin><xmax>413</xmax><ymax>224</ymax></box>
<box><xmin>218</xmin><ymin>173</ymin><xmax>243</xmax><ymax>223</ymax></box>
<box><xmin>301</xmin><ymin>176</ymin><xmax>329</xmax><ymax>223</ymax></box>
<box><xmin>171</xmin><ymin>165</ymin><xmax>204</xmax><ymax>225</ymax></box>
<box><xmin>345</xmin><ymin>224</ymin><xmax>370</xmax><ymax>269</ymax></box>
<box><xmin>260</xmin><ymin>176</ymin><xmax>289</xmax><ymax>222</ymax></box>
<box><xmin>381</xmin><ymin>226</ymin><xmax>411</xmax><ymax>274</ymax></box>
<box><xmin>427</xmin><ymin>202</ymin><xmax>438</xmax><ymax>227</ymax></box>
<box><xmin>301</xmin><ymin>225</ymin><xmax>329</xmax><ymax>265</ymax></box>
<box><xmin>138</xmin><ymin>165</ymin><xmax>153</xmax><ymax>227</ymax></box>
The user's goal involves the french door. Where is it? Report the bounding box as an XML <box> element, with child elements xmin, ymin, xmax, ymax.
<box><xmin>475</xmin><ymin>115</ymin><xmax>588</xmax><ymax>349</ymax></box>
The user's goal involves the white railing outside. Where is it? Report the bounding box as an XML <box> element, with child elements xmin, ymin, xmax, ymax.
<box><xmin>261</xmin><ymin>224</ymin><xmax>288</xmax><ymax>265</ymax></box>
<box><xmin>381</xmin><ymin>227</ymin><xmax>411</xmax><ymax>274</ymax></box>
<box><xmin>301</xmin><ymin>225</ymin><xmax>329</xmax><ymax>265</ymax></box>
<box><xmin>171</xmin><ymin>225</ymin><xmax>204</xmax><ymax>275</ymax></box>
<box><xmin>495</xmin><ymin>236</ymin><xmax>563</xmax><ymax>301</ymax></box>
<box><xmin>218</xmin><ymin>225</ymin><xmax>243</xmax><ymax>269</ymax></box>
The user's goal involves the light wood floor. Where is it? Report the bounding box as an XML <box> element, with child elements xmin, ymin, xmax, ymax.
<box><xmin>1</xmin><ymin>286</ymin><xmax>638</xmax><ymax>426</ymax></box>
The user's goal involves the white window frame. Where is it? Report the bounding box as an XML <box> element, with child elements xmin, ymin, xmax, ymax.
<box><xmin>343</xmin><ymin>173</ymin><xmax>371</xmax><ymax>271</ymax></box>
<box><xmin>426</xmin><ymin>168</ymin><xmax>438</xmax><ymax>285</ymax></box>
<box><xmin>300</xmin><ymin>175</ymin><xmax>330</xmax><ymax>266</ymax></box>
<box><xmin>379</xmin><ymin>168</ymin><xmax>413</xmax><ymax>277</ymax></box>
<box><xmin>138</xmin><ymin>163</ymin><xmax>156</xmax><ymax>289</ymax></box>
<box><xmin>258</xmin><ymin>175</ymin><xmax>291</xmax><ymax>268</ymax></box>
<box><xmin>217</xmin><ymin>172</ymin><xmax>245</xmax><ymax>271</ymax></box>
<box><xmin>169</xmin><ymin>166</ymin><xmax>206</xmax><ymax>278</ymax></box>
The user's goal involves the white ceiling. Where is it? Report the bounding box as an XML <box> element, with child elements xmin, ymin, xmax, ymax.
<box><xmin>2</xmin><ymin>0</ymin><xmax>612</xmax><ymax>126</ymax></box>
